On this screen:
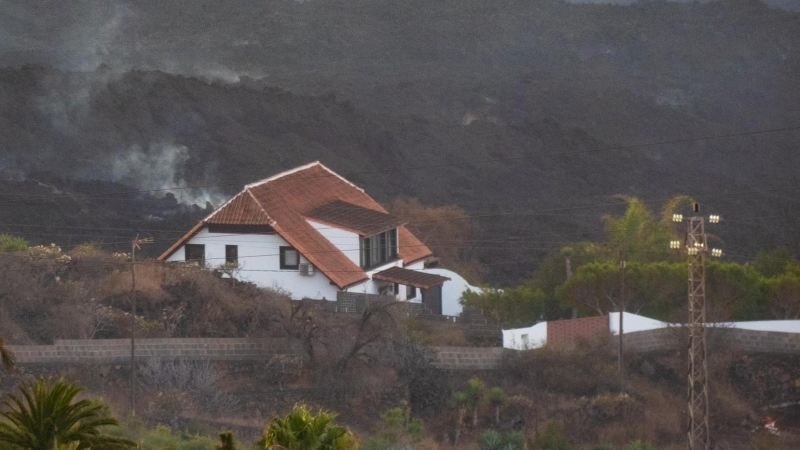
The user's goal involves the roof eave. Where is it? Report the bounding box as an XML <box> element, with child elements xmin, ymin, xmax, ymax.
<box><xmin>338</xmin><ymin>276</ymin><xmax>371</xmax><ymax>290</ymax></box>
<box><xmin>158</xmin><ymin>221</ymin><xmax>204</xmax><ymax>261</ymax></box>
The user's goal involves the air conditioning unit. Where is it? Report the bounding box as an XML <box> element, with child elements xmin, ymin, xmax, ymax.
<box><xmin>299</xmin><ymin>263</ymin><xmax>315</xmax><ymax>276</ymax></box>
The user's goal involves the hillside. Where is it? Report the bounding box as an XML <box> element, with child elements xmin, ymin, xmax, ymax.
<box><xmin>3</xmin><ymin>0</ymin><xmax>800</xmax><ymax>134</ymax></box>
<box><xmin>1</xmin><ymin>0</ymin><xmax>800</xmax><ymax>283</ymax></box>
<box><xmin>0</xmin><ymin>66</ymin><xmax>797</xmax><ymax>285</ymax></box>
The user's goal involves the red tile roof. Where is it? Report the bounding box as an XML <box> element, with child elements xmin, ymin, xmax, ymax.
<box><xmin>306</xmin><ymin>200</ymin><xmax>405</xmax><ymax>236</ymax></box>
<box><xmin>372</xmin><ymin>266</ymin><xmax>451</xmax><ymax>289</ymax></box>
<box><xmin>159</xmin><ymin>162</ymin><xmax>433</xmax><ymax>288</ymax></box>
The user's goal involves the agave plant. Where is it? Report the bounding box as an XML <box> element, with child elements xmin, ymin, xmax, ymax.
<box><xmin>479</xmin><ymin>429</ymin><xmax>502</xmax><ymax>450</ymax></box>
<box><xmin>258</xmin><ymin>403</ymin><xmax>358</xmax><ymax>450</ymax></box>
<box><xmin>0</xmin><ymin>378</ymin><xmax>133</xmax><ymax>450</ymax></box>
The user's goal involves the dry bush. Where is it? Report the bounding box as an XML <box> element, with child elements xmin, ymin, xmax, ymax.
<box><xmin>0</xmin><ymin>307</ymin><xmax>33</xmax><ymax>344</ymax></box>
<box><xmin>310</xmin><ymin>300</ymin><xmax>407</xmax><ymax>402</ymax></box>
<box><xmin>588</xmin><ymin>377</ymin><xmax>683</xmax><ymax>446</ymax></box>
<box><xmin>503</xmin><ymin>335</ymin><xmax>618</xmax><ymax>396</ymax></box>
<box><xmin>0</xmin><ymin>250</ymin><xmax>294</xmax><ymax>343</ymax></box>
<box><xmin>405</xmin><ymin>317</ymin><xmax>469</xmax><ymax>347</ymax></box>
<box><xmin>143</xmin><ymin>359</ymin><xmax>241</xmax><ymax>418</ymax></box>
<box><xmin>388</xmin><ymin>197</ymin><xmax>484</xmax><ymax>283</ymax></box>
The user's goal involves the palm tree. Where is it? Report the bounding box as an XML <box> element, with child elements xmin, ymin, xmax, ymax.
<box><xmin>488</xmin><ymin>387</ymin><xmax>507</xmax><ymax>425</ymax></box>
<box><xmin>257</xmin><ymin>403</ymin><xmax>358</xmax><ymax>450</ymax></box>
<box><xmin>451</xmin><ymin>391</ymin><xmax>469</xmax><ymax>447</ymax></box>
<box><xmin>0</xmin><ymin>336</ymin><xmax>14</xmax><ymax>374</ymax></box>
<box><xmin>0</xmin><ymin>378</ymin><xmax>133</xmax><ymax>450</ymax></box>
<box><xmin>464</xmin><ymin>377</ymin><xmax>486</xmax><ymax>427</ymax></box>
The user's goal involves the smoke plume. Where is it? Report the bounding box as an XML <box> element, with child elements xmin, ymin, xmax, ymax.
<box><xmin>111</xmin><ymin>143</ymin><xmax>224</xmax><ymax>207</ymax></box>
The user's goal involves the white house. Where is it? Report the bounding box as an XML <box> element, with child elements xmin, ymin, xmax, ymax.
<box><xmin>159</xmin><ymin>161</ymin><xmax>462</xmax><ymax>315</ymax></box>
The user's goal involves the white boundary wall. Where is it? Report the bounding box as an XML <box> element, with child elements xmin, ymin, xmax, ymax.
<box><xmin>503</xmin><ymin>312</ymin><xmax>800</xmax><ymax>350</ymax></box>
<box><xmin>502</xmin><ymin>322</ymin><xmax>547</xmax><ymax>350</ymax></box>
<box><xmin>608</xmin><ymin>312</ymin><xmax>669</xmax><ymax>335</ymax></box>
<box><xmin>419</xmin><ymin>268</ymin><xmax>481</xmax><ymax>316</ymax></box>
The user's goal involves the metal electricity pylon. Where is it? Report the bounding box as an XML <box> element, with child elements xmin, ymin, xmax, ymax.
<box><xmin>671</xmin><ymin>205</ymin><xmax>722</xmax><ymax>450</ymax></box>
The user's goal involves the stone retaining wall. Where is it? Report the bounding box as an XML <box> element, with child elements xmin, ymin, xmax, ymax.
<box><xmin>622</xmin><ymin>327</ymin><xmax>800</xmax><ymax>354</ymax></box>
<box><xmin>9</xmin><ymin>338</ymin><xmax>299</xmax><ymax>364</ymax></box>
<box><xmin>722</xmin><ymin>328</ymin><xmax>800</xmax><ymax>354</ymax></box>
<box><xmin>431</xmin><ymin>346</ymin><xmax>505</xmax><ymax>370</ymax></box>
<box><xmin>15</xmin><ymin>327</ymin><xmax>792</xmax><ymax>370</ymax></box>
<box><xmin>9</xmin><ymin>339</ymin><xmax>505</xmax><ymax>370</ymax></box>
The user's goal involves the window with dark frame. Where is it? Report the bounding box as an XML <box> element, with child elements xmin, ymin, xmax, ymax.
<box><xmin>185</xmin><ymin>244</ymin><xmax>205</xmax><ymax>265</ymax></box>
<box><xmin>406</xmin><ymin>285</ymin><xmax>417</xmax><ymax>300</ymax></box>
<box><xmin>280</xmin><ymin>246</ymin><xmax>300</xmax><ymax>270</ymax></box>
<box><xmin>359</xmin><ymin>228</ymin><xmax>398</xmax><ymax>269</ymax></box>
<box><xmin>378</xmin><ymin>283</ymin><xmax>395</xmax><ymax>296</ymax></box>
<box><xmin>225</xmin><ymin>245</ymin><xmax>238</xmax><ymax>265</ymax></box>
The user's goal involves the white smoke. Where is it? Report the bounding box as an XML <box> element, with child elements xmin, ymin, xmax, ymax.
<box><xmin>111</xmin><ymin>143</ymin><xmax>224</xmax><ymax>207</ymax></box>
<box><xmin>62</xmin><ymin>2</ymin><xmax>135</xmax><ymax>71</ymax></box>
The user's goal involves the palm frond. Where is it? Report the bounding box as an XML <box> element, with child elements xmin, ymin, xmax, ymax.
<box><xmin>0</xmin><ymin>378</ymin><xmax>134</xmax><ymax>450</ymax></box>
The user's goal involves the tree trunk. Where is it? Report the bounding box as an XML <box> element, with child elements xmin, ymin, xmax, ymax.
<box><xmin>495</xmin><ymin>405</ymin><xmax>500</xmax><ymax>425</ymax></box>
<box><xmin>455</xmin><ymin>408</ymin><xmax>465</xmax><ymax>447</ymax></box>
<box><xmin>472</xmin><ymin>407</ymin><xmax>479</xmax><ymax>427</ymax></box>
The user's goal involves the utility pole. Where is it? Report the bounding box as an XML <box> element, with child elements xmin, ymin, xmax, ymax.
<box><xmin>671</xmin><ymin>205</ymin><xmax>722</xmax><ymax>450</ymax></box>
<box><xmin>130</xmin><ymin>235</ymin><xmax>153</xmax><ymax>417</ymax></box>
<box><xmin>618</xmin><ymin>257</ymin><xmax>626</xmax><ymax>390</ymax></box>
<box><xmin>566</xmin><ymin>256</ymin><xmax>577</xmax><ymax>319</ymax></box>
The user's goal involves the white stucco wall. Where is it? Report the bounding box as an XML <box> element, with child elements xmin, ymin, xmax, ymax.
<box><xmin>608</xmin><ymin>312</ymin><xmax>669</xmax><ymax>335</ymax></box>
<box><xmin>503</xmin><ymin>322</ymin><xmax>547</xmax><ymax>350</ymax></box>
<box><xmin>419</xmin><ymin>267</ymin><xmax>480</xmax><ymax>316</ymax></box>
<box><xmin>727</xmin><ymin>320</ymin><xmax>800</xmax><ymax>333</ymax></box>
<box><xmin>165</xmin><ymin>227</ymin><xmax>340</xmax><ymax>300</ymax></box>
<box><xmin>607</xmin><ymin>313</ymin><xmax>800</xmax><ymax>335</ymax></box>
<box><xmin>306</xmin><ymin>219</ymin><xmax>361</xmax><ymax>266</ymax></box>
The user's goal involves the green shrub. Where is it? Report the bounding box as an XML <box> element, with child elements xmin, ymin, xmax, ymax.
<box><xmin>407</xmin><ymin>417</ymin><xmax>423</xmax><ymax>443</ymax></box>
<box><xmin>480</xmin><ymin>429</ymin><xmax>524</xmax><ymax>450</ymax></box>
<box><xmin>0</xmin><ymin>234</ymin><xmax>28</xmax><ymax>252</ymax></box>
<box><xmin>503</xmin><ymin>431</ymin><xmax>524</xmax><ymax>450</ymax></box>
<box><xmin>368</xmin><ymin>405</ymin><xmax>424</xmax><ymax>447</ymax></box>
<box><xmin>361</xmin><ymin>436</ymin><xmax>387</xmax><ymax>450</ymax></box>
<box><xmin>532</xmin><ymin>420</ymin><xmax>572</xmax><ymax>450</ymax></box>
<box><xmin>480</xmin><ymin>429</ymin><xmax>503</xmax><ymax>450</ymax></box>
<box><xmin>137</xmin><ymin>424</ymin><xmax>217</xmax><ymax>450</ymax></box>
<box><xmin>626</xmin><ymin>440</ymin><xmax>656</xmax><ymax>450</ymax></box>
<box><xmin>591</xmin><ymin>445</ymin><xmax>615</xmax><ymax>450</ymax></box>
